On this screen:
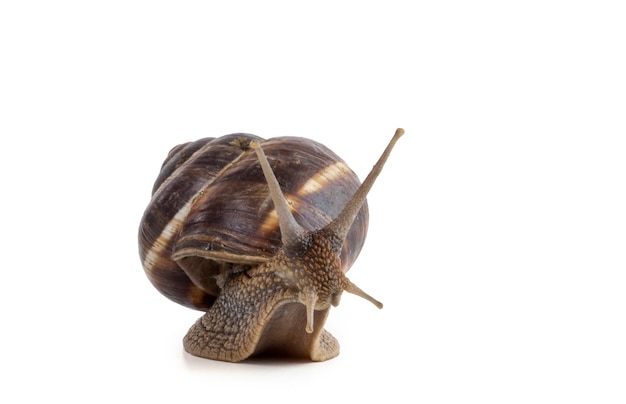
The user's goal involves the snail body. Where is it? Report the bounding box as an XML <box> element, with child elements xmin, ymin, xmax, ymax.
<box><xmin>138</xmin><ymin>129</ymin><xmax>404</xmax><ymax>362</ymax></box>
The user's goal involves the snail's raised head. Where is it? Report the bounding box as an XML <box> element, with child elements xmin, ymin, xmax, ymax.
<box><xmin>251</xmin><ymin>128</ymin><xmax>404</xmax><ymax>333</ymax></box>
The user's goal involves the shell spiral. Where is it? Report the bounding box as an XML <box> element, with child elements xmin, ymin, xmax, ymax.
<box><xmin>138</xmin><ymin>133</ymin><xmax>369</xmax><ymax>311</ymax></box>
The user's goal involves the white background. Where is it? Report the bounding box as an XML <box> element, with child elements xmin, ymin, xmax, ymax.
<box><xmin>1</xmin><ymin>1</ymin><xmax>625</xmax><ymax>403</ymax></box>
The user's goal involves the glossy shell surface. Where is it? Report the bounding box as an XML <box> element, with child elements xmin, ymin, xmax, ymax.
<box><xmin>139</xmin><ymin>134</ymin><xmax>368</xmax><ymax>310</ymax></box>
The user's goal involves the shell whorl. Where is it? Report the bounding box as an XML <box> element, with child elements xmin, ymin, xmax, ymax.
<box><xmin>138</xmin><ymin>133</ymin><xmax>368</xmax><ymax>311</ymax></box>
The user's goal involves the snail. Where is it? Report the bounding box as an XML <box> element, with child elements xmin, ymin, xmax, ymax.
<box><xmin>138</xmin><ymin>128</ymin><xmax>405</xmax><ymax>362</ymax></box>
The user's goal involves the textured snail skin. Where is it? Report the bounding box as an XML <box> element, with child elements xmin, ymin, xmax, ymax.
<box><xmin>182</xmin><ymin>234</ymin><xmax>345</xmax><ymax>361</ymax></box>
<box><xmin>138</xmin><ymin>133</ymin><xmax>371</xmax><ymax>361</ymax></box>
